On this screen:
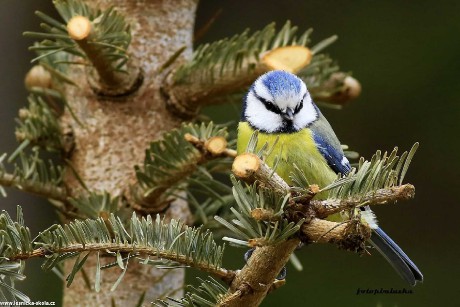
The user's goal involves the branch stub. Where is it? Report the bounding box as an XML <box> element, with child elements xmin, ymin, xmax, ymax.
<box><xmin>67</xmin><ymin>16</ymin><xmax>92</xmax><ymax>41</ymax></box>
<box><xmin>205</xmin><ymin>136</ymin><xmax>227</xmax><ymax>156</ymax></box>
<box><xmin>262</xmin><ymin>46</ymin><xmax>312</xmax><ymax>73</ymax></box>
<box><xmin>232</xmin><ymin>153</ymin><xmax>260</xmax><ymax>179</ymax></box>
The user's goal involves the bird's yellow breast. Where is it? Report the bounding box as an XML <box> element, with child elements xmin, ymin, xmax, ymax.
<box><xmin>237</xmin><ymin>122</ymin><xmax>337</xmax><ymax>190</ymax></box>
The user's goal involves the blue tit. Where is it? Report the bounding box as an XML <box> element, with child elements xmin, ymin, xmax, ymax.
<box><xmin>237</xmin><ymin>70</ymin><xmax>423</xmax><ymax>286</ymax></box>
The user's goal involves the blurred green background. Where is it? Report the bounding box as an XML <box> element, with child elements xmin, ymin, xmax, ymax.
<box><xmin>1</xmin><ymin>0</ymin><xmax>459</xmax><ymax>306</ymax></box>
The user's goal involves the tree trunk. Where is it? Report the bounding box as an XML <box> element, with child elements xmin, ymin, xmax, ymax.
<box><xmin>61</xmin><ymin>0</ymin><xmax>197</xmax><ymax>305</ymax></box>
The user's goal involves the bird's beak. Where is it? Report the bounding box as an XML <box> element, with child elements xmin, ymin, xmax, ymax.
<box><xmin>282</xmin><ymin>108</ymin><xmax>294</xmax><ymax>121</ymax></box>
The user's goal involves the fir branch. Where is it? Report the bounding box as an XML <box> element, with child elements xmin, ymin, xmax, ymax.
<box><xmin>173</xmin><ymin>21</ymin><xmax>310</xmax><ymax>84</ymax></box>
<box><xmin>289</xmin><ymin>143</ymin><xmax>419</xmax><ymax>215</ymax></box>
<box><xmin>155</xmin><ymin>277</ymin><xmax>228</xmax><ymax>307</ymax></box>
<box><xmin>0</xmin><ymin>207</ymin><xmax>32</xmax><ymax>303</ymax></box>
<box><xmin>133</xmin><ymin>122</ymin><xmax>233</xmax><ymax>213</ymax></box>
<box><xmin>26</xmin><ymin>52</ymin><xmax>83</xmax><ymax>129</ymax></box>
<box><xmin>15</xmin><ymin>94</ymin><xmax>63</xmax><ymax>151</ymax></box>
<box><xmin>163</xmin><ymin>21</ymin><xmax>339</xmax><ymax>117</ymax></box>
<box><xmin>216</xmin><ymin>178</ymin><xmax>304</xmax><ymax>248</ymax></box>
<box><xmin>311</xmin><ymin>184</ymin><xmax>415</xmax><ymax>219</ymax></box>
<box><xmin>68</xmin><ymin>191</ymin><xmax>121</xmax><ymax>219</ymax></box>
<box><xmin>186</xmin><ymin>193</ymin><xmax>235</xmax><ymax>232</ymax></box>
<box><xmin>0</xmin><ymin>148</ymin><xmax>66</xmax><ymax>202</ymax></box>
<box><xmin>25</xmin><ymin>0</ymin><xmax>140</xmax><ymax>95</ymax></box>
<box><xmin>324</xmin><ymin>143</ymin><xmax>419</xmax><ymax>199</ymax></box>
<box><xmin>219</xmin><ymin>141</ymin><xmax>420</xmax><ymax>305</ymax></box>
<box><xmin>230</xmin><ymin>143</ymin><xmax>419</xmax><ymax>244</ymax></box>
<box><xmin>304</xmin><ymin>69</ymin><xmax>361</xmax><ymax>108</ymax></box>
<box><xmin>233</xmin><ymin>136</ymin><xmax>419</xmax><ymax>212</ymax></box>
<box><xmin>4</xmin><ymin>211</ymin><xmax>233</xmax><ymax>294</ymax></box>
<box><xmin>34</xmin><ymin>48</ymin><xmax>78</xmax><ymax>87</ymax></box>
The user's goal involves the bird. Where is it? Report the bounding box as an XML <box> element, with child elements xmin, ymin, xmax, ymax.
<box><xmin>237</xmin><ymin>70</ymin><xmax>423</xmax><ymax>286</ymax></box>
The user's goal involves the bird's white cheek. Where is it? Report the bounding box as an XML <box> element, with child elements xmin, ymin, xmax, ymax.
<box><xmin>293</xmin><ymin>98</ymin><xmax>317</xmax><ymax>128</ymax></box>
<box><xmin>245</xmin><ymin>97</ymin><xmax>283</xmax><ymax>132</ymax></box>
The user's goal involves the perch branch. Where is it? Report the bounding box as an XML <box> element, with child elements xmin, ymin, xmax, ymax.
<box><xmin>311</xmin><ymin>184</ymin><xmax>415</xmax><ymax>219</ymax></box>
<box><xmin>218</xmin><ymin>239</ymin><xmax>300</xmax><ymax>307</ymax></box>
<box><xmin>250</xmin><ymin>208</ymin><xmax>279</xmax><ymax>222</ymax></box>
<box><xmin>300</xmin><ymin>218</ymin><xmax>371</xmax><ymax>246</ymax></box>
<box><xmin>232</xmin><ymin>153</ymin><xmax>414</xmax><ymax>215</ymax></box>
<box><xmin>224</xmin><ymin>152</ymin><xmax>412</xmax><ymax>305</ymax></box>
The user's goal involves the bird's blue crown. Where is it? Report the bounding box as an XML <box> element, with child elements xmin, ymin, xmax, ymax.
<box><xmin>261</xmin><ymin>70</ymin><xmax>302</xmax><ymax>98</ymax></box>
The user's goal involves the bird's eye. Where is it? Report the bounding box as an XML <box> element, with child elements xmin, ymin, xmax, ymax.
<box><xmin>294</xmin><ymin>101</ymin><xmax>303</xmax><ymax>114</ymax></box>
<box><xmin>294</xmin><ymin>94</ymin><xmax>306</xmax><ymax>114</ymax></box>
<box><xmin>253</xmin><ymin>91</ymin><xmax>281</xmax><ymax>114</ymax></box>
<box><xmin>263</xmin><ymin>100</ymin><xmax>280</xmax><ymax>113</ymax></box>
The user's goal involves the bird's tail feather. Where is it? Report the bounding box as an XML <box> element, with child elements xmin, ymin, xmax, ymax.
<box><xmin>369</xmin><ymin>227</ymin><xmax>423</xmax><ymax>286</ymax></box>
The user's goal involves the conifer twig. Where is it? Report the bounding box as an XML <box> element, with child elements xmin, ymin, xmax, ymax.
<box><xmin>232</xmin><ymin>153</ymin><xmax>414</xmax><ymax>215</ymax></box>
<box><xmin>133</xmin><ymin>123</ymin><xmax>232</xmax><ymax>213</ymax></box>
<box><xmin>184</xmin><ymin>133</ymin><xmax>237</xmax><ymax>158</ymax></box>
<box><xmin>311</xmin><ymin>184</ymin><xmax>415</xmax><ymax>219</ymax></box>
<box><xmin>232</xmin><ymin>153</ymin><xmax>290</xmax><ymax>193</ymax></box>
<box><xmin>308</xmin><ymin>72</ymin><xmax>361</xmax><ymax>105</ymax></box>
<box><xmin>26</xmin><ymin>2</ymin><xmax>141</xmax><ymax>97</ymax></box>
<box><xmin>66</xmin><ymin>15</ymin><xmax>140</xmax><ymax>96</ymax></box>
<box><xmin>0</xmin><ymin>172</ymin><xmax>67</xmax><ymax>202</ymax></box>
<box><xmin>9</xmin><ymin>244</ymin><xmax>234</xmax><ymax>282</ymax></box>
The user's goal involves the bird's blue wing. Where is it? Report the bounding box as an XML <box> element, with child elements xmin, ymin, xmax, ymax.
<box><xmin>312</xmin><ymin>132</ymin><xmax>351</xmax><ymax>175</ymax></box>
<box><xmin>310</xmin><ymin>105</ymin><xmax>351</xmax><ymax>175</ymax></box>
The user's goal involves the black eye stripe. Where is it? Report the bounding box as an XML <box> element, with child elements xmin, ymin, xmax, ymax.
<box><xmin>252</xmin><ymin>90</ymin><xmax>306</xmax><ymax>115</ymax></box>
<box><xmin>252</xmin><ymin>90</ymin><xmax>282</xmax><ymax>114</ymax></box>
<box><xmin>294</xmin><ymin>93</ymin><xmax>307</xmax><ymax>114</ymax></box>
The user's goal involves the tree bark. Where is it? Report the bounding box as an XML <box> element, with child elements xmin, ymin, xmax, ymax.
<box><xmin>219</xmin><ymin>239</ymin><xmax>300</xmax><ymax>307</ymax></box>
<box><xmin>61</xmin><ymin>0</ymin><xmax>197</xmax><ymax>305</ymax></box>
